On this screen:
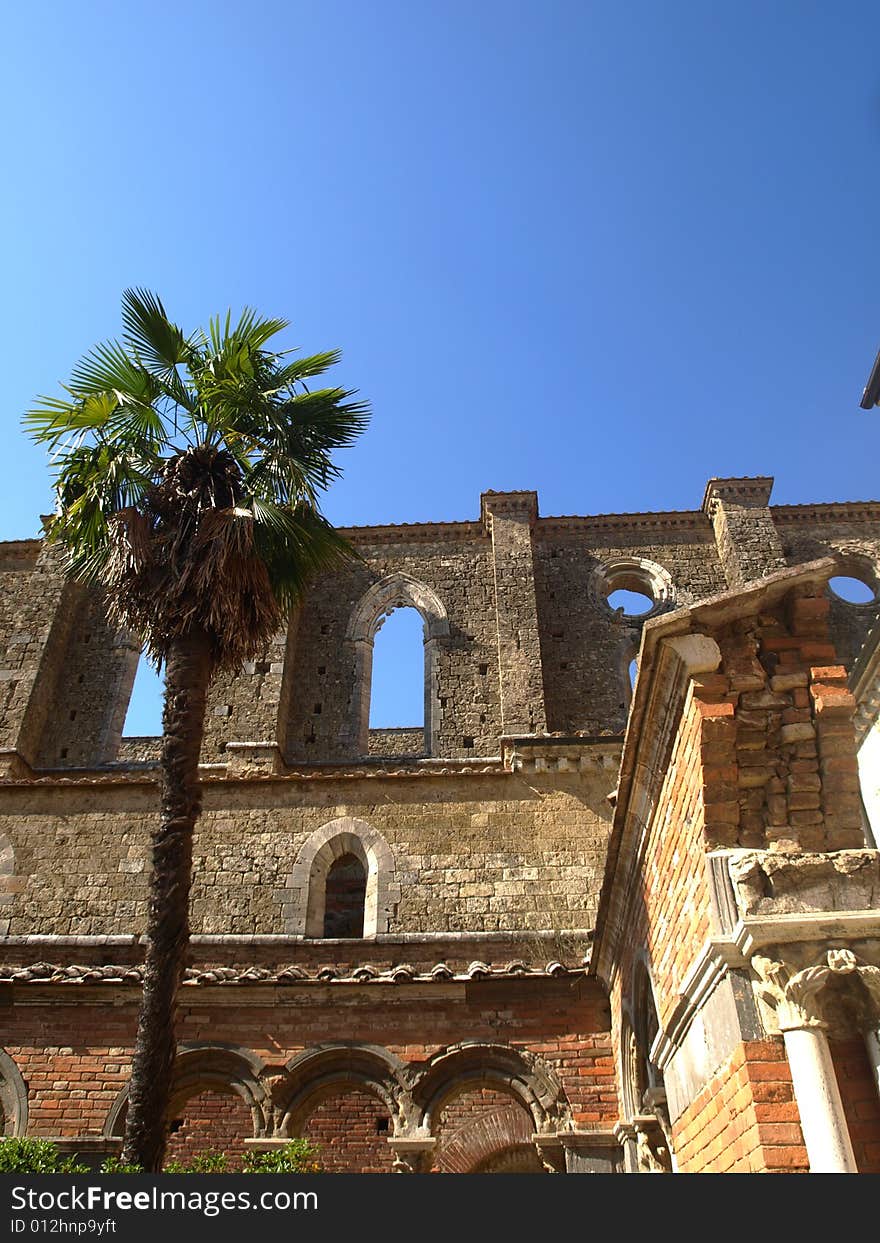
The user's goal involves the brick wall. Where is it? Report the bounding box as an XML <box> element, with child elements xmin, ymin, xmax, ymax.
<box><xmin>672</xmin><ymin>1040</ymin><xmax>808</xmax><ymax>1173</ymax></box>
<box><xmin>165</xmin><ymin>1090</ymin><xmax>252</xmax><ymax>1169</ymax></box>
<box><xmin>432</xmin><ymin>1087</ymin><xmax>536</xmax><ymax>1173</ymax></box>
<box><xmin>829</xmin><ymin>1038</ymin><xmax>880</xmax><ymax>1174</ymax></box>
<box><xmin>2</xmin><ymin>975</ymin><xmax>616</xmax><ymax>1146</ymax></box>
<box><xmin>302</xmin><ymin>1089</ymin><xmax>394</xmax><ymax>1173</ymax></box>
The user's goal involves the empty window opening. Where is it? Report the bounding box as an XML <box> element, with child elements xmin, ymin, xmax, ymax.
<box><xmin>323</xmin><ymin>853</ymin><xmax>367</xmax><ymax>938</ymax></box>
<box><xmin>629</xmin><ymin>658</ymin><xmax>639</xmax><ymax>690</ymax></box>
<box><xmin>828</xmin><ymin>575</ymin><xmax>877</xmax><ymax>605</ymax></box>
<box><xmin>368</xmin><ymin>607</ymin><xmax>425</xmax><ymax>729</ymax></box>
<box><xmin>123</xmin><ymin>654</ymin><xmax>164</xmax><ymax>737</ymax></box>
<box><xmin>608</xmin><ymin>588</ymin><xmax>654</xmax><ymax>616</ymax></box>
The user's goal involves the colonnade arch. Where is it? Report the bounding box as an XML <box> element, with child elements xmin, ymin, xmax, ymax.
<box><xmin>101</xmin><ymin>1039</ymin><xmax>569</xmax><ymax>1173</ymax></box>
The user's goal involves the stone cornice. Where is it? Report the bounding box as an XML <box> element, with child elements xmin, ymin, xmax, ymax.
<box><xmin>0</xmin><ymin>737</ymin><xmax>629</xmax><ymax>788</ymax></box>
<box><xmin>536</xmin><ymin>511</ymin><xmax>709</xmax><ymax>536</ymax></box>
<box><xmin>0</xmin><ymin>757</ymin><xmax>510</xmax><ymax>788</ymax></box>
<box><xmin>771</xmin><ymin>501</ymin><xmax>880</xmax><ymax>525</ymax></box>
<box><xmin>0</xmin><ymin>959</ymin><xmax>586</xmax><ymax>988</ymax></box>
<box><xmin>342</xmin><ymin>521</ymin><xmax>484</xmax><ymax>545</ymax></box>
<box><xmin>702</xmin><ymin>476</ymin><xmax>775</xmax><ymax>515</ymax></box>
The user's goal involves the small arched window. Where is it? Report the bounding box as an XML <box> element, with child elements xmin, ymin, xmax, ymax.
<box><xmin>285</xmin><ymin>817</ymin><xmax>401</xmax><ymax>939</ymax></box>
<box><xmin>323</xmin><ymin>853</ymin><xmax>367</xmax><ymax>938</ymax></box>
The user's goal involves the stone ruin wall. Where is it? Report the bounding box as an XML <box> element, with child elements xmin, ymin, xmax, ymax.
<box><xmin>1</xmin><ymin>480</ymin><xmax>879</xmax><ymax>943</ymax></box>
<box><xmin>0</xmin><ymin>764</ymin><xmax>614</xmax><ymax>937</ymax></box>
<box><xmin>5</xmin><ymin>483</ymin><xmax>878</xmax><ymax>775</ymax></box>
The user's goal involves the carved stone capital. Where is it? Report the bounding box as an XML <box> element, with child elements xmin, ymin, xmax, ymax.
<box><xmin>753</xmin><ymin>949</ymin><xmax>880</xmax><ymax>1032</ymax></box>
<box><xmin>387</xmin><ymin>1136</ymin><xmax>436</xmax><ymax>1174</ymax></box>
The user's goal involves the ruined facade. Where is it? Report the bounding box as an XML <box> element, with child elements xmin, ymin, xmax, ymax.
<box><xmin>1</xmin><ymin>477</ymin><xmax>880</xmax><ymax>1172</ymax></box>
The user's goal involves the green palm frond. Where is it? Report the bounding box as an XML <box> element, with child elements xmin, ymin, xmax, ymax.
<box><xmin>25</xmin><ymin>289</ymin><xmax>369</xmax><ymax>666</ymax></box>
<box><xmin>270</xmin><ymin>350</ymin><xmax>343</xmax><ymax>390</ymax></box>
<box><xmin>68</xmin><ymin>340</ymin><xmax>157</xmax><ymax>401</ymax></box>
<box><xmin>121</xmin><ymin>288</ymin><xmax>191</xmax><ymax>375</ymax></box>
<box><xmin>251</xmin><ymin>498</ymin><xmax>357</xmax><ymax>611</ymax></box>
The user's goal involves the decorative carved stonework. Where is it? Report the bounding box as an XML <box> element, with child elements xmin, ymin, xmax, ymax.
<box><xmin>388</xmin><ymin>1137</ymin><xmax>435</xmax><ymax>1174</ymax></box>
<box><xmin>633</xmin><ymin>1116</ymin><xmax>672</xmax><ymax>1174</ymax></box>
<box><xmin>753</xmin><ymin>948</ymin><xmax>880</xmax><ymax>1034</ymax></box>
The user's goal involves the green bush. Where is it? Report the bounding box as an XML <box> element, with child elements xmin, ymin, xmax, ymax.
<box><xmin>0</xmin><ymin>1137</ymin><xmax>88</xmax><ymax>1174</ymax></box>
<box><xmin>164</xmin><ymin>1151</ymin><xmax>229</xmax><ymax>1174</ymax></box>
<box><xmin>242</xmin><ymin>1139</ymin><xmax>323</xmax><ymax>1174</ymax></box>
<box><xmin>0</xmin><ymin>1135</ymin><xmax>322</xmax><ymax>1175</ymax></box>
<box><xmin>100</xmin><ymin>1155</ymin><xmax>144</xmax><ymax>1174</ymax></box>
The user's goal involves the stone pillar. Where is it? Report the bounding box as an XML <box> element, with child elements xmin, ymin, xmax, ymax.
<box><xmin>339</xmin><ymin>635</ymin><xmax>373</xmax><ymax>757</ymax></box>
<box><xmin>702</xmin><ymin>477</ymin><xmax>787</xmax><ymax>589</ymax></box>
<box><xmin>481</xmin><ymin>491</ymin><xmax>546</xmax><ymax>737</ymax></box>
<box><xmin>613</xmin><ymin>1122</ymin><xmax>640</xmax><ymax>1173</ymax></box>
<box><xmin>781</xmin><ymin>1026</ymin><xmax>857</xmax><ymax>1173</ymax></box>
<box><xmin>754</xmin><ymin>951</ymin><xmax>859</xmax><ymax>1173</ymax></box>
<box><xmin>2</xmin><ymin>541</ymin><xmax>83</xmax><ymax>770</ymax></box>
<box><xmin>864</xmin><ymin>1027</ymin><xmax>880</xmax><ymax>1105</ymax></box>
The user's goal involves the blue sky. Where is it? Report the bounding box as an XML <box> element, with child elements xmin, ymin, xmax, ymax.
<box><xmin>3</xmin><ymin>2</ymin><xmax>880</xmax><ymax>732</ymax></box>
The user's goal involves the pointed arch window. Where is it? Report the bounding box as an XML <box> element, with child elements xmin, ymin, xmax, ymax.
<box><xmin>344</xmin><ymin>574</ymin><xmax>449</xmax><ymax>758</ymax></box>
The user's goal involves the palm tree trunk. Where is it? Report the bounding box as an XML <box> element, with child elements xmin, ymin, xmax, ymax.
<box><xmin>122</xmin><ymin>630</ymin><xmax>214</xmax><ymax>1172</ymax></box>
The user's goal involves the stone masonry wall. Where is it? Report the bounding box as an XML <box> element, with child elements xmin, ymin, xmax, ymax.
<box><xmin>534</xmin><ymin>516</ymin><xmax>726</xmax><ymax>736</ymax></box>
<box><xmin>2</xmin><ymin>486</ymin><xmax>880</xmax><ymax>774</ymax></box>
<box><xmin>0</xmin><ymin>766</ymin><xmax>614</xmax><ymax>936</ymax></box>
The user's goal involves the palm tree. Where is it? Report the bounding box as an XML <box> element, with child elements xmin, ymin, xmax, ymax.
<box><xmin>24</xmin><ymin>289</ymin><xmax>369</xmax><ymax>1171</ymax></box>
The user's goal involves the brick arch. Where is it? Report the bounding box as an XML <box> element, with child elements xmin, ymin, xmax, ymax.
<box><xmin>413</xmin><ymin>1042</ymin><xmax>569</xmax><ymax>1136</ymax></box>
<box><xmin>0</xmin><ymin>832</ymin><xmax>15</xmax><ymax>936</ymax></box>
<box><xmin>433</xmin><ymin>1086</ymin><xmax>539</xmax><ymax>1173</ymax></box>
<box><xmin>343</xmin><ymin>573</ymin><xmax>449</xmax><ymax>757</ymax></box>
<box><xmin>283</xmin><ymin>817</ymin><xmax>400</xmax><ymax>938</ymax></box>
<box><xmin>0</xmin><ymin>1048</ymin><xmax>28</xmax><ymax>1137</ymax></box>
<box><xmin>472</xmin><ymin>1144</ymin><xmax>545</xmax><ymax>1173</ymax></box>
<box><xmin>104</xmin><ymin>1043</ymin><xmax>271</xmax><ymax>1140</ymax></box>
<box><xmin>277</xmin><ymin>1043</ymin><xmax>413</xmax><ymax>1137</ymax></box>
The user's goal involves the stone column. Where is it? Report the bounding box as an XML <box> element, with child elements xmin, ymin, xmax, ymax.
<box><xmin>702</xmin><ymin>477</ymin><xmax>787</xmax><ymax>589</ymax></box>
<box><xmin>754</xmin><ymin>952</ymin><xmax>858</xmax><ymax>1173</ymax></box>
<box><xmin>2</xmin><ymin>540</ymin><xmax>83</xmax><ymax>772</ymax></box>
<box><xmin>481</xmin><ymin>491</ymin><xmax>546</xmax><ymax>737</ymax></box>
<box><xmin>864</xmin><ymin>1027</ymin><xmax>880</xmax><ymax>1105</ymax></box>
<box><xmin>781</xmin><ymin>1027</ymin><xmax>856</xmax><ymax>1173</ymax></box>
